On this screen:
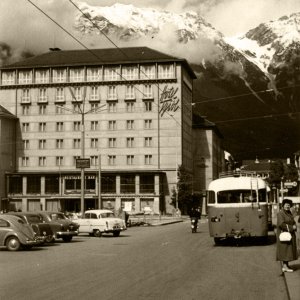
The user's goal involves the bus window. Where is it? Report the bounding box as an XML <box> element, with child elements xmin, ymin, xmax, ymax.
<box><xmin>207</xmin><ymin>191</ymin><xmax>215</xmax><ymax>204</ymax></box>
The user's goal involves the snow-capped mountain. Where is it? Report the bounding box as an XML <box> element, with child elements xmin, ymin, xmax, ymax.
<box><xmin>74</xmin><ymin>3</ymin><xmax>300</xmax><ymax>160</ymax></box>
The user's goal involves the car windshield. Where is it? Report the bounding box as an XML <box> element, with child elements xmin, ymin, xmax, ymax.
<box><xmin>100</xmin><ymin>212</ymin><xmax>115</xmax><ymax>218</ymax></box>
<box><xmin>27</xmin><ymin>215</ymin><xmax>42</xmax><ymax>224</ymax></box>
<box><xmin>50</xmin><ymin>213</ymin><xmax>66</xmax><ymax>220</ymax></box>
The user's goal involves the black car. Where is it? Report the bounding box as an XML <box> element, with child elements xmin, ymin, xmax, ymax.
<box><xmin>37</xmin><ymin>211</ymin><xmax>79</xmax><ymax>242</ymax></box>
<box><xmin>6</xmin><ymin>212</ymin><xmax>54</xmax><ymax>244</ymax></box>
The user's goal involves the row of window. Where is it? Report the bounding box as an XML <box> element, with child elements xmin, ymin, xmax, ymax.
<box><xmin>19</xmin><ymin>85</ymin><xmax>154</xmax><ymax>104</ymax></box>
<box><xmin>23</xmin><ymin>137</ymin><xmax>154</xmax><ymax>149</ymax></box>
<box><xmin>20</xmin><ymin>155</ymin><xmax>154</xmax><ymax>167</ymax></box>
<box><xmin>20</xmin><ymin>101</ymin><xmax>154</xmax><ymax>115</ymax></box>
<box><xmin>2</xmin><ymin>64</ymin><xmax>175</xmax><ymax>85</ymax></box>
<box><xmin>21</xmin><ymin>119</ymin><xmax>153</xmax><ymax>132</ymax></box>
<box><xmin>8</xmin><ymin>174</ymin><xmax>156</xmax><ymax>194</ymax></box>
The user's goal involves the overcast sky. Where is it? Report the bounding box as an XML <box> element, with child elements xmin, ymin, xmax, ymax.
<box><xmin>1</xmin><ymin>0</ymin><xmax>300</xmax><ymax>56</ymax></box>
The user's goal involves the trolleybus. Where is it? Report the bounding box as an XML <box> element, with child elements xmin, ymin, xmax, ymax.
<box><xmin>207</xmin><ymin>175</ymin><xmax>270</xmax><ymax>244</ymax></box>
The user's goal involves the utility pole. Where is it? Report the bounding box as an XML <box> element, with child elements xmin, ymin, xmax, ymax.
<box><xmin>98</xmin><ymin>154</ymin><xmax>101</xmax><ymax>209</ymax></box>
<box><xmin>80</xmin><ymin>112</ymin><xmax>85</xmax><ymax>215</ymax></box>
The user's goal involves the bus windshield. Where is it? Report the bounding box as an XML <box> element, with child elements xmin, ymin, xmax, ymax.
<box><xmin>217</xmin><ymin>189</ymin><xmax>267</xmax><ymax>204</ymax></box>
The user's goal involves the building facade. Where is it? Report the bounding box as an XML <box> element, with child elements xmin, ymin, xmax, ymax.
<box><xmin>0</xmin><ymin>47</ymin><xmax>196</xmax><ymax>214</ymax></box>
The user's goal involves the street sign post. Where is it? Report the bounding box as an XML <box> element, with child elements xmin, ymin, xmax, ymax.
<box><xmin>76</xmin><ymin>158</ymin><xmax>90</xmax><ymax>169</ymax></box>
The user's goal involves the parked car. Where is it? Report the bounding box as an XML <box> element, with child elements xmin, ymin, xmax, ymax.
<box><xmin>6</xmin><ymin>212</ymin><xmax>54</xmax><ymax>244</ymax></box>
<box><xmin>0</xmin><ymin>214</ymin><xmax>40</xmax><ymax>251</ymax></box>
<box><xmin>37</xmin><ymin>211</ymin><xmax>79</xmax><ymax>242</ymax></box>
<box><xmin>75</xmin><ymin>209</ymin><xmax>126</xmax><ymax>237</ymax></box>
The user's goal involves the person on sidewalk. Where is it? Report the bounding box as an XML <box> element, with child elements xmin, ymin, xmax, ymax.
<box><xmin>276</xmin><ymin>198</ymin><xmax>298</xmax><ymax>272</ymax></box>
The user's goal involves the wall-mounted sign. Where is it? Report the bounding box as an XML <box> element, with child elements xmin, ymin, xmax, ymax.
<box><xmin>76</xmin><ymin>158</ymin><xmax>90</xmax><ymax>169</ymax></box>
<box><xmin>159</xmin><ymin>85</ymin><xmax>180</xmax><ymax>117</ymax></box>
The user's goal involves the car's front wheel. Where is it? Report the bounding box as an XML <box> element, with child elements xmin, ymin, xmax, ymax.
<box><xmin>6</xmin><ymin>236</ymin><xmax>21</xmax><ymax>251</ymax></box>
<box><xmin>93</xmin><ymin>229</ymin><xmax>102</xmax><ymax>237</ymax></box>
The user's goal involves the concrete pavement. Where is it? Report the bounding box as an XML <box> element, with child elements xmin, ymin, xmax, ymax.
<box><xmin>141</xmin><ymin>215</ymin><xmax>300</xmax><ymax>300</ymax></box>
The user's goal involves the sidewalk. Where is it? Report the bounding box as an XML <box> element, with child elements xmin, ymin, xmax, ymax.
<box><xmin>128</xmin><ymin>214</ymin><xmax>184</xmax><ymax>227</ymax></box>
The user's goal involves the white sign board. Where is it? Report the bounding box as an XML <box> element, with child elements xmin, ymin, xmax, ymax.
<box><xmin>124</xmin><ymin>202</ymin><xmax>132</xmax><ymax>212</ymax></box>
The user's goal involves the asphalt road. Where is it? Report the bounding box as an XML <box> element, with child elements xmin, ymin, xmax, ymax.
<box><xmin>0</xmin><ymin>221</ymin><xmax>288</xmax><ymax>300</ymax></box>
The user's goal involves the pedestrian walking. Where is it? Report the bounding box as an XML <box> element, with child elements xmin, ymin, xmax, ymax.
<box><xmin>276</xmin><ymin>198</ymin><xmax>298</xmax><ymax>272</ymax></box>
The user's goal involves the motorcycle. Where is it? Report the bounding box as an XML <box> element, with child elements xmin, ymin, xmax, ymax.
<box><xmin>191</xmin><ymin>217</ymin><xmax>198</xmax><ymax>233</ymax></box>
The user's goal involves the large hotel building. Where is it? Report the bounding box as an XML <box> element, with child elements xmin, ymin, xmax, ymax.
<box><xmin>0</xmin><ymin>47</ymin><xmax>224</xmax><ymax>214</ymax></box>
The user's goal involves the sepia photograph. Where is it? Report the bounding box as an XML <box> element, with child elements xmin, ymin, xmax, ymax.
<box><xmin>0</xmin><ymin>0</ymin><xmax>300</xmax><ymax>299</ymax></box>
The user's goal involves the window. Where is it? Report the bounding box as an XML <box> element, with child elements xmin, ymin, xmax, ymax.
<box><xmin>91</xmin><ymin>138</ymin><xmax>98</xmax><ymax>148</ymax></box>
<box><xmin>144</xmin><ymin>137</ymin><xmax>152</xmax><ymax>147</ymax></box>
<box><xmin>56</xmin><ymin>139</ymin><xmax>63</xmax><ymax>149</ymax></box>
<box><xmin>73</xmin><ymin>87</ymin><xmax>82</xmax><ymax>101</ymax></box>
<box><xmin>21</xmin><ymin>89</ymin><xmax>30</xmax><ymax>103</ymax></box>
<box><xmin>56</xmin><ymin>122</ymin><xmax>64</xmax><ymax>131</ymax></box>
<box><xmin>56</xmin><ymin>156</ymin><xmax>63</xmax><ymax>166</ymax></box>
<box><xmin>73</xmin><ymin>139</ymin><xmax>81</xmax><ymax>149</ymax></box>
<box><xmin>140</xmin><ymin>174</ymin><xmax>155</xmax><ymax>193</ymax></box>
<box><xmin>91</xmin><ymin>121</ymin><xmax>98</xmax><ymax>131</ymax></box>
<box><xmin>158</xmin><ymin>64</ymin><xmax>174</xmax><ymax>78</ymax></box>
<box><xmin>120</xmin><ymin>174</ymin><xmax>135</xmax><ymax>193</ymax></box>
<box><xmin>104</xmin><ymin>67</ymin><xmax>119</xmax><ymax>81</ymax></box>
<box><xmin>39</xmin><ymin>122</ymin><xmax>46</xmax><ymax>132</ymax></box>
<box><xmin>35</xmin><ymin>69</ymin><xmax>49</xmax><ymax>83</ymax></box>
<box><xmin>107</xmin><ymin>85</ymin><xmax>117</xmax><ymax>100</ymax></box>
<box><xmin>108</xmin><ymin>138</ymin><xmax>116</xmax><ymax>148</ymax></box>
<box><xmin>90</xmin><ymin>156</ymin><xmax>99</xmax><ymax>166</ymax></box>
<box><xmin>22</xmin><ymin>105</ymin><xmax>29</xmax><ymax>115</ymax></box>
<box><xmin>140</xmin><ymin>65</ymin><xmax>156</xmax><ymax>79</ymax></box>
<box><xmin>53</xmin><ymin>69</ymin><xmax>66</xmax><ymax>83</ymax></box>
<box><xmin>38</xmin><ymin>88</ymin><xmax>47</xmax><ymax>102</ymax></box>
<box><xmin>55</xmin><ymin>87</ymin><xmax>65</xmax><ymax>102</ymax></box>
<box><xmin>125</xmin><ymin>85</ymin><xmax>135</xmax><ymax>99</ymax></box>
<box><xmin>126</xmin><ymin>120</ymin><xmax>134</xmax><ymax>130</ymax></box>
<box><xmin>143</xmin><ymin>84</ymin><xmax>153</xmax><ymax>98</ymax></box>
<box><xmin>87</xmin><ymin>68</ymin><xmax>101</xmax><ymax>81</ymax></box>
<box><xmin>108</xmin><ymin>102</ymin><xmax>116</xmax><ymax>113</ymax></box>
<box><xmin>90</xmin><ymin>86</ymin><xmax>100</xmax><ymax>101</ymax></box>
<box><xmin>8</xmin><ymin>176</ymin><xmax>22</xmax><ymax>194</ymax></box>
<box><xmin>56</xmin><ymin>105</ymin><xmax>65</xmax><ymax>114</ymax></box>
<box><xmin>127</xmin><ymin>155</ymin><xmax>134</xmax><ymax>165</ymax></box>
<box><xmin>22</xmin><ymin>157</ymin><xmax>29</xmax><ymax>167</ymax></box>
<box><xmin>145</xmin><ymin>155</ymin><xmax>153</xmax><ymax>165</ymax></box>
<box><xmin>39</xmin><ymin>139</ymin><xmax>46</xmax><ymax>149</ymax></box>
<box><xmin>126</xmin><ymin>137</ymin><xmax>134</xmax><ymax>148</ymax></box>
<box><xmin>91</xmin><ymin>103</ymin><xmax>99</xmax><ymax>112</ymax></box>
<box><xmin>39</xmin><ymin>105</ymin><xmax>47</xmax><ymax>115</ymax></box>
<box><xmin>126</xmin><ymin>102</ymin><xmax>135</xmax><ymax>112</ymax></box>
<box><xmin>2</xmin><ymin>71</ymin><xmax>15</xmax><ymax>85</ymax></box>
<box><xmin>39</xmin><ymin>157</ymin><xmax>46</xmax><ymax>166</ymax></box>
<box><xmin>23</xmin><ymin>139</ymin><xmax>29</xmax><ymax>150</ymax></box>
<box><xmin>108</xmin><ymin>155</ymin><xmax>116</xmax><ymax>166</ymax></box>
<box><xmin>22</xmin><ymin>123</ymin><xmax>29</xmax><ymax>132</ymax></box>
<box><xmin>144</xmin><ymin>120</ymin><xmax>152</xmax><ymax>129</ymax></box>
<box><xmin>73</xmin><ymin>156</ymin><xmax>80</xmax><ymax>165</ymax></box>
<box><xmin>108</xmin><ymin>120</ymin><xmax>116</xmax><ymax>130</ymax></box>
<box><xmin>122</xmin><ymin>65</ymin><xmax>138</xmax><ymax>80</ymax></box>
<box><xmin>27</xmin><ymin>176</ymin><xmax>41</xmax><ymax>193</ymax></box>
<box><xmin>45</xmin><ymin>175</ymin><xmax>59</xmax><ymax>194</ymax></box>
<box><xmin>18</xmin><ymin>70</ymin><xmax>32</xmax><ymax>84</ymax></box>
<box><xmin>73</xmin><ymin>121</ymin><xmax>81</xmax><ymax>131</ymax></box>
<box><xmin>144</xmin><ymin>101</ymin><xmax>152</xmax><ymax>112</ymax></box>
<box><xmin>70</xmin><ymin>68</ymin><xmax>84</xmax><ymax>82</ymax></box>
<box><xmin>101</xmin><ymin>175</ymin><xmax>116</xmax><ymax>193</ymax></box>
<box><xmin>73</xmin><ymin>103</ymin><xmax>81</xmax><ymax>112</ymax></box>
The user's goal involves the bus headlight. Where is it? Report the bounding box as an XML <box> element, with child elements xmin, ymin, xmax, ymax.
<box><xmin>211</xmin><ymin>217</ymin><xmax>221</xmax><ymax>222</ymax></box>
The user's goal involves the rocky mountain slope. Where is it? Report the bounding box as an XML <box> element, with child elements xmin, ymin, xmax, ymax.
<box><xmin>68</xmin><ymin>4</ymin><xmax>298</xmax><ymax>160</ymax></box>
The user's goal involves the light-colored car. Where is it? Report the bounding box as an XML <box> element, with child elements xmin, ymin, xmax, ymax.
<box><xmin>0</xmin><ymin>214</ymin><xmax>40</xmax><ymax>251</ymax></box>
<box><xmin>75</xmin><ymin>209</ymin><xmax>126</xmax><ymax>237</ymax></box>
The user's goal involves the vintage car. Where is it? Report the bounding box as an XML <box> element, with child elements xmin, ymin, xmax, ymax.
<box><xmin>0</xmin><ymin>214</ymin><xmax>40</xmax><ymax>251</ymax></box>
<box><xmin>75</xmin><ymin>209</ymin><xmax>126</xmax><ymax>237</ymax></box>
<box><xmin>37</xmin><ymin>211</ymin><xmax>79</xmax><ymax>242</ymax></box>
<box><xmin>6</xmin><ymin>212</ymin><xmax>54</xmax><ymax>244</ymax></box>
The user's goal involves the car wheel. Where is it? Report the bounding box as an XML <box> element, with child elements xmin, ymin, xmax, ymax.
<box><xmin>62</xmin><ymin>236</ymin><xmax>72</xmax><ymax>242</ymax></box>
<box><xmin>93</xmin><ymin>229</ymin><xmax>102</xmax><ymax>237</ymax></box>
<box><xmin>6</xmin><ymin>237</ymin><xmax>21</xmax><ymax>251</ymax></box>
<box><xmin>214</xmin><ymin>237</ymin><xmax>222</xmax><ymax>246</ymax></box>
<box><xmin>45</xmin><ymin>236</ymin><xmax>55</xmax><ymax>243</ymax></box>
<box><xmin>113</xmin><ymin>231</ymin><xmax>120</xmax><ymax>237</ymax></box>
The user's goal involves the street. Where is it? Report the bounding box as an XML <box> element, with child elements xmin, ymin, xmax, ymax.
<box><xmin>0</xmin><ymin>220</ymin><xmax>288</xmax><ymax>300</ymax></box>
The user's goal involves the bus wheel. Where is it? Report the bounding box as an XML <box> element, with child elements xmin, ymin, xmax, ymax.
<box><xmin>214</xmin><ymin>238</ymin><xmax>222</xmax><ymax>245</ymax></box>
